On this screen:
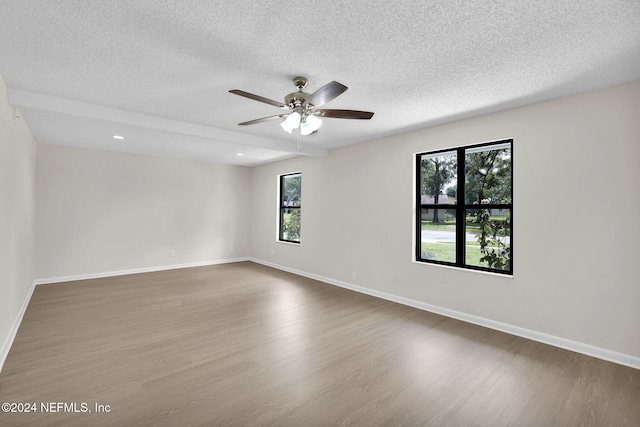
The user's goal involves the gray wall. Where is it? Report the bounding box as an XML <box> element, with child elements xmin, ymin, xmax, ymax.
<box><xmin>250</xmin><ymin>80</ymin><xmax>640</xmax><ymax>359</ymax></box>
<box><xmin>35</xmin><ymin>145</ymin><xmax>251</xmax><ymax>278</ymax></box>
<box><xmin>0</xmin><ymin>76</ymin><xmax>36</xmax><ymax>367</ymax></box>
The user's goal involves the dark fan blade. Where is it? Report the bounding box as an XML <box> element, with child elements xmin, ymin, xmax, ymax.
<box><xmin>238</xmin><ymin>114</ymin><xmax>288</xmax><ymax>126</ymax></box>
<box><xmin>303</xmin><ymin>81</ymin><xmax>348</xmax><ymax>108</ymax></box>
<box><xmin>315</xmin><ymin>109</ymin><xmax>374</xmax><ymax>120</ymax></box>
<box><xmin>229</xmin><ymin>90</ymin><xmax>287</xmax><ymax>109</ymax></box>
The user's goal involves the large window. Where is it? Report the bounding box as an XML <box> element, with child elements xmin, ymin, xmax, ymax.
<box><xmin>279</xmin><ymin>172</ymin><xmax>301</xmax><ymax>243</ymax></box>
<box><xmin>416</xmin><ymin>140</ymin><xmax>512</xmax><ymax>274</ymax></box>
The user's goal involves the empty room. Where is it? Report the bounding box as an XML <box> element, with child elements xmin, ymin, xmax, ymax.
<box><xmin>1</xmin><ymin>1</ymin><xmax>639</xmax><ymax>426</ymax></box>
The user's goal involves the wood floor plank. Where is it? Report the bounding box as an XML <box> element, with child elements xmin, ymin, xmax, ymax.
<box><xmin>0</xmin><ymin>261</ymin><xmax>639</xmax><ymax>426</ymax></box>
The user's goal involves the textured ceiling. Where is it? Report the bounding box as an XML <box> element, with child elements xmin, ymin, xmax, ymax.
<box><xmin>1</xmin><ymin>1</ymin><xmax>639</xmax><ymax>166</ymax></box>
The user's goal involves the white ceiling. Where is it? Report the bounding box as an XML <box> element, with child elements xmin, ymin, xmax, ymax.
<box><xmin>1</xmin><ymin>1</ymin><xmax>639</xmax><ymax>166</ymax></box>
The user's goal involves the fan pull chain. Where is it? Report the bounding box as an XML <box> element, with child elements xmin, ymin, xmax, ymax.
<box><xmin>297</xmin><ymin>127</ymin><xmax>302</xmax><ymax>152</ymax></box>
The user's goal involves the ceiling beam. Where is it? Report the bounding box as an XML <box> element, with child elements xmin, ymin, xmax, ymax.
<box><xmin>8</xmin><ymin>88</ymin><xmax>328</xmax><ymax>158</ymax></box>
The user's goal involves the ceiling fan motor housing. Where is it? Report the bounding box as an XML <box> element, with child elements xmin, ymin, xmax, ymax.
<box><xmin>285</xmin><ymin>76</ymin><xmax>312</xmax><ymax>109</ymax></box>
<box><xmin>285</xmin><ymin>91</ymin><xmax>310</xmax><ymax>108</ymax></box>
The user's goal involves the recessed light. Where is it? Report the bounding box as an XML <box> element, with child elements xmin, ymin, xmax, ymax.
<box><xmin>113</xmin><ymin>135</ymin><xmax>124</xmax><ymax>140</ymax></box>
<box><xmin>236</xmin><ymin>153</ymin><xmax>244</xmax><ymax>156</ymax></box>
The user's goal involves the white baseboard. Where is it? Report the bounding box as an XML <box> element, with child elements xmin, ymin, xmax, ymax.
<box><xmin>0</xmin><ymin>280</ymin><xmax>37</xmax><ymax>373</ymax></box>
<box><xmin>34</xmin><ymin>257</ymin><xmax>250</xmax><ymax>285</ymax></box>
<box><xmin>249</xmin><ymin>258</ymin><xmax>640</xmax><ymax>371</ymax></box>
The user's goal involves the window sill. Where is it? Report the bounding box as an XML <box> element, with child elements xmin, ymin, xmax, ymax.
<box><xmin>277</xmin><ymin>240</ymin><xmax>301</xmax><ymax>246</ymax></box>
<box><xmin>412</xmin><ymin>260</ymin><xmax>513</xmax><ymax>278</ymax></box>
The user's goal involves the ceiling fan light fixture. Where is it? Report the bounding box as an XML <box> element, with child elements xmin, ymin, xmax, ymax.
<box><xmin>280</xmin><ymin>111</ymin><xmax>301</xmax><ymax>133</ymax></box>
<box><xmin>300</xmin><ymin>114</ymin><xmax>322</xmax><ymax>136</ymax></box>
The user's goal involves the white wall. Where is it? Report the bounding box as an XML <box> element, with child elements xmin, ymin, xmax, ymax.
<box><xmin>0</xmin><ymin>75</ymin><xmax>36</xmax><ymax>367</ymax></box>
<box><xmin>250</xmin><ymin>80</ymin><xmax>640</xmax><ymax>359</ymax></box>
<box><xmin>36</xmin><ymin>145</ymin><xmax>251</xmax><ymax>279</ymax></box>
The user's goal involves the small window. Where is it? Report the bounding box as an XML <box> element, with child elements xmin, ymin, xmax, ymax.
<box><xmin>279</xmin><ymin>172</ymin><xmax>301</xmax><ymax>243</ymax></box>
<box><xmin>416</xmin><ymin>140</ymin><xmax>512</xmax><ymax>274</ymax></box>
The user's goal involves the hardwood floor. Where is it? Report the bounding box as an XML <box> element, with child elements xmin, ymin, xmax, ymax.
<box><xmin>1</xmin><ymin>261</ymin><xmax>639</xmax><ymax>426</ymax></box>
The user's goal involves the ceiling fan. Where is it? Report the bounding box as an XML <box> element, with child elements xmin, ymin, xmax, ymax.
<box><xmin>230</xmin><ymin>76</ymin><xmax>374</xmax><ymax>136</ymax></box>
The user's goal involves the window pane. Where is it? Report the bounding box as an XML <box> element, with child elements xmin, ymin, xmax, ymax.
<box><xmin>281</xmin><ymin>208</ymin><xmax>301</xmax><ymax>242</ymax></box>
<box><xmin>465</xmin><ymin>208</ymin><xmax>511</xmax><ymax>271</ymax></box>
<box><xmin>282</xmin><ymin>174</ymin><xmax>301</xmax><ymax>207</ymax></box>
<box><xmin>420</xmin><ymin>151</ymin><xmax>457</xmax><ymax>205</ymax></box>
<box><xmin>464</xmin><ymin>144</ymin><xmax>511</xmax><ymax>205</ymax></box>
<box><xmin>420</xmin><ymin>208</ymin><xmax>457</xmax><ymax>263</ymax></box>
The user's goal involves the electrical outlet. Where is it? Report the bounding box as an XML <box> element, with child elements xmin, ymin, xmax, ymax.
<box><xmin>271</xmin><ymin>249</ymin><xmax>275</xmax><ymax>255</ymax></box>
<box><xmin>351</xmin><ymin>272</ymin><xmax>357</xmax><ymax>281</ymax></box>
<box><xmin>170</xmin><ymin>250</ymin><xmax>175</xmax><ymax>257</ymax></box>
